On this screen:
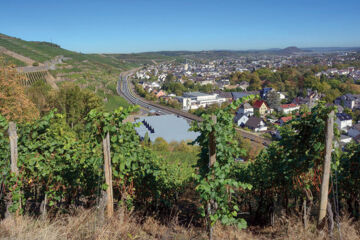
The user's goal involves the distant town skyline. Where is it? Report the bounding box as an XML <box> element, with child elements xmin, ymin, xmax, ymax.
<box><xmin>1</xmin><ymin>0</ymin><xmax>360</xmax><ymax>53</ymax></box>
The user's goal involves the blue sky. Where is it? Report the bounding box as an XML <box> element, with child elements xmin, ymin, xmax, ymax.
<box><xmin>1</xmin><ymin>0</ymin><xmax>360</xmax><ymax>53</ymax></box>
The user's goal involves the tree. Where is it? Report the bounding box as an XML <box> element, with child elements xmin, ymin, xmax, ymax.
<box><xmin>49</xmin><ymin>82</ymin><xmax>103</xmax><ymax>130</ymax></box>
<box><xmin>152</xmin><ymin>137</ymin><xmax>170</xmax><ymax>151</ymax></box>
<box><xmin>0</xmin><ymin>62</ymin><xmax>39</xmax><ymax>122</ymax></box>
<box><xmin>266</xmin><ymin>91</ymin><xmax>281</xmax><ymax>110</ymax></box>
<box><xmin>143</xmin><ymin>132</ymin><xmax>150</xmax><ymax>146</ymax></box>
<box><xmin>248</xmin><ymin>73</ymin><xmax>262</xmax><ymax>90</ymax></box>
<box><xmin>25</xmin><ymin>80</ymin><xmax>52</xmax><ymax>116</ymax></box>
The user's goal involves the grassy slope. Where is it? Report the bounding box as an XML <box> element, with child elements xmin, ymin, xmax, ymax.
<box><xmin>0</xmin><ymin>34</ymin><xmax>180</xmax><ymax>111</ymax></box>
<box><xmin>0</xmin><ymin>53</ymin><xmax>26</xmax><ymax>66</ymax></box>
<box><xmin>0</xmin><ymin>34</ymin><xmax>145</xmax><ymax>111</ymax></box>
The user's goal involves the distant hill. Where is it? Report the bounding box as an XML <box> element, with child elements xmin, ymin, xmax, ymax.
<box><xmin>281</xmin><ymin>46</ymin><xmax>309</xmax><ymax>54</ymax></box>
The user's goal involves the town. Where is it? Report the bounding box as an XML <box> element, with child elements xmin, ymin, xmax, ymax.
<box><xmin>132</xmin><ymin>50</ymin><xmax>360</xmax><ymax>148</ymax></box>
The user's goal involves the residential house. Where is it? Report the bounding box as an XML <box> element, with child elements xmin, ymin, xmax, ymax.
<box><xmin>340</xmin><ymin>135</ymin><xmax>352</xmax><ymax>145</ymax></box>
<box><xmin>217</xmin><ymin>79</ymin><xmax>230</xmax><ymax>89</ymax></box>
<box><xmin>234</xmin><ymin>113</ymin><xmax>249</xmax><ymax>127</ymax></box>
<box><xmin>154</xmin><ymin>90</ymin><xmax>166</xmax><ymax>98</ymax></box>
<box><xmin>292</xmin><ymin>89</ymin><xmax>321</xmax><ymax>109</ymax></box>
<box><xmin>214</xmin><ymin>90</ymin><xmax>233</xmax><ymax>102</ymax></box>
<box><xmin>335</xmin><ymin>113</ymin><xmax>352</xmax><ymax>131</ymax></box>
<box><xmin>239</xmin><ymin>81</ymin><xmax>249</xmax><ymax>91</ymax></box>
<box><xmin>279</xmin><ymin>116</ymin><xmax>292</xmax><ymax>126</ymax></box>
<box><xmin>244</xmin><ymin>117</ymin><xmax>267</xmax><ymax>132</ymax></box>
<box><xmin>348</xmin><ymin>124</ymin><xmax>360</xmax><ymax>138</ymax></box>
<box><xmin>279</xmin><ymin>103</ymin><xmax>300</xmax><ymax>114</ymax></box>
<box><xmin>253</xmin><ymin>100</ymin><xmax>270</xmax><ymax>116</ymax></box>
<box><xmin>236</xmin><ymin>103</ymin><xmax>254</xmax><ymax>116</ymax></box>
<box><xmin>334</xmin><ymin>94</ymin><xmax>360</xmax><ymax>110</ymax></box>
<box><xmin>278</xmin><ymin>92</ymin><xmax>286</xmax><ymax>100</ymax></box>
<box><xmin>260</xmin><ymin>87</ymin><xmax>273</xmax><ymax>99</ymax></box>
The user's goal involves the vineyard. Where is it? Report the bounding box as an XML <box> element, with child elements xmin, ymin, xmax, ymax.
<box><xmin>18</xmin><ymin>71</ymin><xmax>48</xmax><ymax>86</ymax></box>
<box><xmin>0</xmin><ymin>97</ymin><xmax>360</xmax><ymax>239</ymax></box>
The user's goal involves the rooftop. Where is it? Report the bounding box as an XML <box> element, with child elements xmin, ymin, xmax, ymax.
<box><xmin>183</xmin><ymin>92</ymin><xmax>212</xmax><ymax>98</ymax></box>
<box><xmin>135</xmin><ymin>114</ymin><xmax>200</xmax><ymax>142</ymax></box>
<box><xmin>336</xmin><ymin>113</ymin><xmax>352</xmax><ymax>121</ymax></box>
<box><xmin>281</xmin><ymin>103</ymin><xmax>298</xmax><ymax>109</ymax></box>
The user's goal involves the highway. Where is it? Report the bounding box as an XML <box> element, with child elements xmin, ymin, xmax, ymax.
<box><xmin>117</xmin><ymin>70</ymin><xmax>178</xmax><ymax>115</ymax></box>
<box><xmin>117</xmin><ymin>70</ymin><xmax>203</xmax><ymax>121</ymax></box>
<box><xmin>117</xmin><ymin>70</ymin><xmax>271</xmax><ymax>146</ymax></box>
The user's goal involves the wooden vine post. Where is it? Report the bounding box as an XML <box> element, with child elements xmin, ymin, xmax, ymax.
<box><xmin>318</xmin><ymin>110</ymin><xmax>334</xmax><ymax>227</ymax></box>
<box><xmin>103</xmin><ymin>132</ymin><xmax>114</xmax><ymax>219</ymax></box>
<box><xmin>8</xmin><ymin>122</ymin><xmax>19</xmax><ymax>175</ymax></box>
<box><xmin>208</xmin><ymin>115</ymin><xmax>217</xmax><ymax>168</ymax></box>
<box><xmin>207</xmin><ymin>115</ymin><xmax>217</xmax><ymax>240</ymax></box>
<box><xmin>8</xmin><ymin>122</ymin><xmax>20</xmax><ymax>216</ymax></box>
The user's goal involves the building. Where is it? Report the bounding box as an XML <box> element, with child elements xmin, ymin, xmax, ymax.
<box><xmin>292</xmin><ymin>89</ymin><xmax>321</xmax><ymax>109</ymax></box>
<box><xmin>234</xmin><ymin>113</ymin><xmax>249</xmax><ymax>127</ymax></box>
<box><xmin>253</xmin><ymin>100</ymin><xmax>270</xmax><ymax>116</ymax></box>
<box><xmin>334</xmin><ymin>94</ymin><xmax>360</xmax><ymax>110</ymax></box>
<box><xmin>214</xmin><ymin>90</ymin><xmax>233</xmax><ymax>102</ymax></box>
<box><xmin>348</xmin><ymin>124</ymin><xmax>360</xmax><ymax>138</ymax></box>
<box><xmin>217</xmin><ymin>79</ymin><xmax>230</xmax><ymax>89</ymax></box>
<box><xmin>231</xmin><ymin>91</ymin><xmax>259</xmax><ymax>101</ymax></box>
<box><xmin>181</xmin><ymin>92</ymin><xmax>227</xmax><ymax>110</ymax></box>
<box><xmin>238</xmin><ymin>81</ymin><xmax>249</xmax><ymax>91</ymax></box>
<box><xmin>244</xmin><ymin>117</ymin><xmax>267</xmax><ymax>132</ymax></box>
<box><xmin>135</xmin><ymin>114</ymin><xmax>199</xmax><ymax>142</ymax></box>
<box><xmin>335</xmin><ymin>113</ymin><xmax>352</xmax><ymax>131</ymax></box>
<box><xmin>152</xmin><ymin>89</ymin><xmax>166</xmax><ymax>98</ymax></box>
<box><xmin>236</xmin><ymin>103</ymin><xmax>254</xmax><ymax>116</ymax></box>
<box><xmin>260</xmin><ymin>87</ymin><xmax>273</xmax><ymax>99</ymax></box>
<box><xmin>279</xmin><ymin>116</ymin><xmax>292</xmax><ymax>126</ymax></box>
<box><xmin>279</xmin><ymin>103</ymin><xmax>300</xmax><ymax>114</ymax></box>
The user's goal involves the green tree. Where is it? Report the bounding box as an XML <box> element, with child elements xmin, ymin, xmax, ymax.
<box><xmin>266</xmin><ymin>91</ymin><xmax>281</xmax><ymax>110</ymax></box>
<box><xmin>248</xmin><ymin>73</ymin><xmax>262</xmax><ymax>90</ymax></box>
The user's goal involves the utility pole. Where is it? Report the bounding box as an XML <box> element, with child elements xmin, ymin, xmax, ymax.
<box><xmin>318</xmin><ymin>110</ymin><xmax>334</xmax><ymax>227</ymax></box>
<box><xmin>103</xmin><ymin>132</ymin><xmax>114</xmax><ymax>219</ymax></box>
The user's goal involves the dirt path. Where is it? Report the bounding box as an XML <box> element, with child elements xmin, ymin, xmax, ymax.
<box><xmin>45</xmin><ymin>72</ymin><xmax>59</xmax><ymax>90</ymax></box>
<box><xmin>0</xmin><ymin>46</ymin><xmax>35</xmax><ymax>66</ymax></box>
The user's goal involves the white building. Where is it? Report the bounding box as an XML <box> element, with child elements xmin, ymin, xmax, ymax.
<box><xmin>181</xmin><ymin>92</ymin><xmax>227</xmax><ymax>110</ymax></box>
<box><xmin>335</xmin><ymin>113</ymin><xmax>352</xmax><ymax>131</ymax></box>
<box><xmin>236</xmin><ymin>103</ymin><xmax>254</xmax><ymax>116</ymax></box>
<box><xmin>234</xmin><ymin>114</ymin><xmax>249</xmax><ymax>127</ymax></box>
<box><xmin>279</xmin><ymin>103</ymin><xmax>300</xmax><ymax>114</ymax></box>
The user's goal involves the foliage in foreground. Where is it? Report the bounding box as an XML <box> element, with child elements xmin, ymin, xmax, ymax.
<box><xmin>0</xmin><ymin>106</ymin><xmax>187</xmax><ymax>217</ymax></box>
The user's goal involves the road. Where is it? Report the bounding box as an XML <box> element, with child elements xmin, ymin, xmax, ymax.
<box><xmin>117</xmin><ymin>69</ymin><xmax>175</xmax><ymax>115</ymax></box>
<box><xmin>117</xmin><ymin>70</ymin><xmax>271</xmax><ymax>146</ymax></box>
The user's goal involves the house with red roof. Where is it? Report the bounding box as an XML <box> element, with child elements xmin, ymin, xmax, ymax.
<box><xmin>279</xmin><ymin>116</ymin><xmax>292</xmax><ymax>125</ymax></box>
<box><xmin>279</xmin><ymin>103</ymin><xmax>300</xmax><ymax>114</ymax></box>
<box><xmin>252</xmin><ymin>100</ymin><xmax>270</xmax><ymax>116</ymax></box>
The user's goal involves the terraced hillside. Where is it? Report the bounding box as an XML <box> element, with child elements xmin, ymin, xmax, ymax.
<box><xmin>0</xmin><ymin>33</ymin><xmax>174</xmax><ymax>111</ymax></box>
<box><xmin>0</xmin><ymin>53</ymin><xmax>26</xmax><ymax>66</ymax></box>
